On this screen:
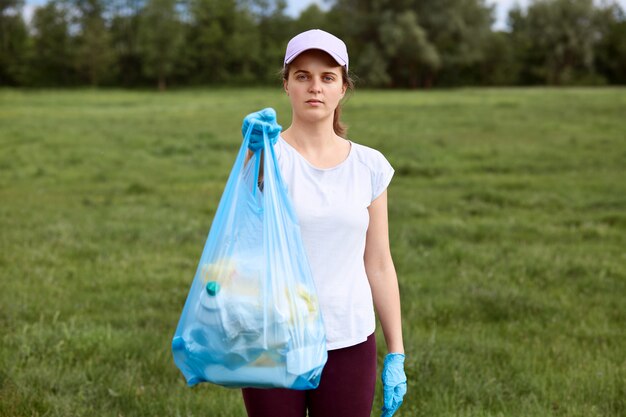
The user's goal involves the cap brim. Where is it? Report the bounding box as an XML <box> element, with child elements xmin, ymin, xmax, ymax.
<box><xmin>284</xmin><ymin>48</ymin><xmax>347</xmax><ymax>69</ymax></box>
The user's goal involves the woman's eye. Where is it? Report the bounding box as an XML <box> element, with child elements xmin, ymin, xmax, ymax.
<box><xmin>296</xmin><ymin>74</ymin><xmax>308</xmax><ymax>80</ymax></box>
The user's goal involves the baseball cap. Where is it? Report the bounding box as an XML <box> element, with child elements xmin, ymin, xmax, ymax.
<box><xmin>284</xmin><ymin>29</ymin><xmax>349</xmax><ymax>70</ymax></box>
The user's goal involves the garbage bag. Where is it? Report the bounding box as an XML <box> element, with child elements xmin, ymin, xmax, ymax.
<box><xmin>171</xmin><ymin>122</ymin><xmax>327</xmax><ymax>390</ymax></box>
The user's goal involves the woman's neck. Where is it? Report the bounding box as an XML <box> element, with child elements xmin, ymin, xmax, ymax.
<box><xmin>281</xmin><ymin>117</ymin><xmax>351</xmax><ymax>169</ymax></box>
<box><xmin>282</xmin><ymin>118</ymin><xmax>339</xmax><ymax>151</ymax></box>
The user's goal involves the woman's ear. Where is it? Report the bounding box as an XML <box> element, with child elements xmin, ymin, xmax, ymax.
<box><xmin>283</xmin><ymin>79</ymin><xmax>289</xmax><ymax>96</ymax></box>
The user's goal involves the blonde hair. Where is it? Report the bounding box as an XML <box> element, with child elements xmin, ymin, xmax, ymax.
<box><xmin>282</xmin><ymin>64</ymin><xmax>355</xmax><ymax>138</ymax></box>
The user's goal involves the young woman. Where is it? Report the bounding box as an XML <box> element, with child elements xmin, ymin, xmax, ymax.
<box><xmin>241</xmin><ymin>29</ymin><xmax>407</xmax><ymax>417</ymax></box>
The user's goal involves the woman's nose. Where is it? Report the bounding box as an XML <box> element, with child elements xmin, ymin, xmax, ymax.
<box><xmin>308</xmin><ymin>78</ymin><xmax>322</xmax><ymax>93</ymax></box>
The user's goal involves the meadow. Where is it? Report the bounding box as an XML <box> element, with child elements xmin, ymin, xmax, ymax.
<box><xmin>0</xmin><ymin>87</ymin><xmax>624</xmax><ymax>417</ymax></box>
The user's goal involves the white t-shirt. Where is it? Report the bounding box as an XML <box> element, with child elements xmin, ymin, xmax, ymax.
<box><xmin>274</xmin><ymin>136</ymin><xmax>394</xmax><ymax>350</ymax></box>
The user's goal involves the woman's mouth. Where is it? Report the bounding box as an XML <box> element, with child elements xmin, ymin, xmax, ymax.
<box><xmin>306</xmin><ymin>99</ymin><xmax>323</xmax><ymax>106</ymax></box>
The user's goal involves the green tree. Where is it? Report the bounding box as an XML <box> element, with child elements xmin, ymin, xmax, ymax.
<box><xmin>109</xmin><ymin>0</ymin><xmax>145</xmax><ymax>86</ymax></box>
<box><xmin>326</xmin><ymin>0</ymin><xmax>414</xmax><ymax>86</ymax></box>
<box><xmin>183</xmin><ymin>0</ymin><xmax>234</xmax><ymax>84</ymax></box>
<box><xmin>474</xmin><ymin>30</ymin><xmax>521</xmax><ymax>86</ymax></box>
<box><xmin>137</xmin><ymin>0</ymin><xmax>184</xmax><ymax>90</ymax></box>
<box><xmin>511</xmin><ymin>0</ymin><xmax>605</xmax><ymax>85</ymax></box>
<box><xmin>594</xmin><ymin>2</ymin><xmax>626</xmax><ymax>84</ymax></box>
<box><xmin>0</xmin><ymin>0</ymin><xmax>29</xmax><ymax>85</ymax></box>
<box><xmin>329</xmin><ymin>0</ymin><xmax>493</xmax><ymax>87</ymax></box>
<box><xmin>227</xmin><ymin>6</ymin><xmax>262</xmax><ymax>83</ymax></box>
<box><xmin>412</xmin><ymin>0</ymin><xmax>495</xmax><ymax>86</ymax></box>
<box><xmin>293</xmin><ymin>3</ymin><xmax>327</xmax><ymax>32</ymax></box>
<box><xmin>73</xmin><ymin>0</ymin><xmax>115</xmax><ymax>86</ymax></box>
<box><xmin>379</xmin><ymin>10</ymin><xmax>439</xmax><ymax>87</ymax></box>
<box><xmin>507</xmin><ymin>4</ymin><xmax>537</xmax><ymax>84</ymax></box>
<box><xmin>356</xmin><ymin>42</ymin><xmax>391</xmax><ymax>86</ymax></box>
<box><xmin>30</xmin><ymin>0</ymin><xmax>76</xmax><ymax>86</ymax></box>
<box><xmin>181</xmin><ymin>0</ymin><xmax>264</xmax><ymax>85</ymax></box>
<box><xmin>252</xmin><ymin>0</ymin><xmax>292</xmax><ymax>82</ymax></box>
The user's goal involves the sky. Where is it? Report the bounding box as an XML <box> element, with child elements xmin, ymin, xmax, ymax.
<box><xmin>21</xmin><ymin>0</ymin><xmax>626</xmax><ymax>31</ymax></box>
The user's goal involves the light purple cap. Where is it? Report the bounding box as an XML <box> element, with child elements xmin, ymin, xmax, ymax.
<box><xmin>284</xmin><ymin>29</ymin><xmax>349</xmax><ymax>70</ymax></box>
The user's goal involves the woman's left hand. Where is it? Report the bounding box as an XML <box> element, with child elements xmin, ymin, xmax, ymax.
<box><xmin>381</xmin><ymin>353</ymin><xmax>407</xmax><ymax>417</ymax></box>
<box><xmin>241</xmin><ymin>108</ymin><xmax>282</xmax><ymax>152</ymax></box>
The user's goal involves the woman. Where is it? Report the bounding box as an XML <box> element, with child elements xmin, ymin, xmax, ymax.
<box><xmin>241</xmin><ymin>29</ymin><xmax>407</xmax><ymax>417</ymax></box>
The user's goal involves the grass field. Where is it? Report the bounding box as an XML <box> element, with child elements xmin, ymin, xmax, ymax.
<box><xmin>0</xmin><ymin>87</ymin><xmax>625</xmax><ymax>417</ymax></box>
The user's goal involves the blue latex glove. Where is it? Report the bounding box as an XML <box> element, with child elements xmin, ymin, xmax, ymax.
<box><xmin>381</xmin><ymin>353</ymin><xmax>407</xmax><ymax>417</ymax></box>
<box><xmin>241</xmin><ymin>107</ymin><xmax>282</xmax><ymax>152</ymax></box>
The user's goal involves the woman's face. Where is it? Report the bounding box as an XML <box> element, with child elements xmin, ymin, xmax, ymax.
<box><xmin>283</xmin><ymin>49</ymin><xmax>346</xmax><ymax>124</ymax></box>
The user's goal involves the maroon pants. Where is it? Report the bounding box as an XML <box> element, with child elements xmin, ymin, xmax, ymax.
<box><xmin>242</xmin><ymin>333</ymin><xmax>377</xmax><ymax>417</ymax></box>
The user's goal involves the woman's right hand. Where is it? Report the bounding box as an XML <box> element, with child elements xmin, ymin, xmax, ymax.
<box><xmin>242</xmin><ymin>108</ymin><xmax>282</xmax><ymax>152</ymax></box>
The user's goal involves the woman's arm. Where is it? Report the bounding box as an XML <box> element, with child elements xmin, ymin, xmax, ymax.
<box><xmin>364</xmin><ymin>190</ymin><xmax>404</xmax><ymax>354</ymax></box>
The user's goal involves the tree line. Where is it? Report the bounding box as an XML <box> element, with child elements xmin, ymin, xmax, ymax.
<box><xmin>1</xmin><ymin>0</ymin><xmax>625</xmax><ymax>89</ymax></box>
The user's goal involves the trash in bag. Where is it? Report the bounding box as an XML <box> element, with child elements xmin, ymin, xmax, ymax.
<box><xmin>171</xmin><ymin>117</ymin><xmax>327</xmax><ymax>390</ymax></box>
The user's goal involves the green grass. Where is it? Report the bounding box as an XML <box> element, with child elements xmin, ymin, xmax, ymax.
<box><xmin>1</xmin><ymin>87</ymin><xmax>625</xmax><ymax>417</ymax></box>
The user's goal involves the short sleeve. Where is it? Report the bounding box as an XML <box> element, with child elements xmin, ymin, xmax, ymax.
<box><xmin>371</xmin><ymin>151</ymin><xmax>394</xmax><ymax>202</ymax></box>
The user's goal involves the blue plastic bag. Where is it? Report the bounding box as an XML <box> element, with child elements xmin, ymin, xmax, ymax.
<box><xmin>171</xmin><ymin>123</ymin><xmax>327</xmax><ymax>389</ymax></box>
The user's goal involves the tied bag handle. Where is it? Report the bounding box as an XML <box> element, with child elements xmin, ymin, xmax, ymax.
<box><xmin>242</xmin><ymin>120</ymin><xmax>290</xmax><ymax>213</ymax></box>
<box><xmin>262</xmin><ymin>126</ymin><xmax>299</xmax><ymax>224</ymax></box>
<box><xmin>243</xmin><ymin>121</ymin><xmax>263</xmax><ymax>200</ymax></box>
